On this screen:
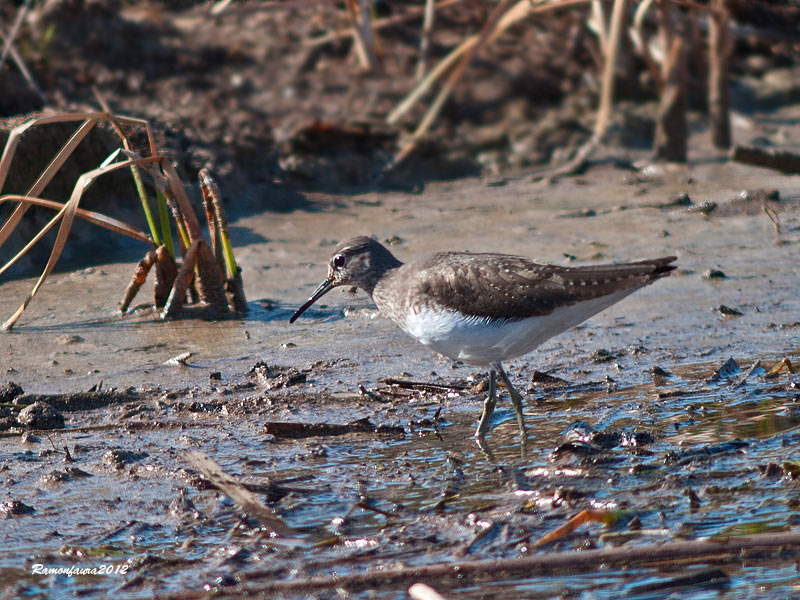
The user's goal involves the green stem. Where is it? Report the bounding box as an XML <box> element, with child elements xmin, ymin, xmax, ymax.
<box><xmin>156</xmin><ymin>188</ymin><xmax>175</xmax><ymax>258</ymax></box>
<box><xmin>130</xmin><ymin>164</ymin><xmax>161</xmax><ymax>245</ymax></box>
<box><xmin>219</xmin><ymin>224</ymin><xmax>237</xmax><ymax>280</ymax></box>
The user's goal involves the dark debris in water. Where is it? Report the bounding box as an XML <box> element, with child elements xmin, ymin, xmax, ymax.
<box><xmin>0</xmin><ymin>499</ymin><xmax>35</xmax><ymax>517</ymax></box>
<box><xmin>263</xmin><ymin>417</ymin><xmax>404</xmax><ymax>439</ymax></box>
<box><xmin>249</xmin><ymin>361</ymin><xmax>307</xmax><ymax>390</ymax></box>
<box><xmin>707</xmin><ymin>357</ymin><xmax>741</xmax><ymax>383</ymax></box>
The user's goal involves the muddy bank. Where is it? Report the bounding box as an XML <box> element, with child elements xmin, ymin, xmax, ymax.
<box><xmin>2</xmin><ymin>143</ymin><xmax>800</xmax><ymax>597</ymax></box>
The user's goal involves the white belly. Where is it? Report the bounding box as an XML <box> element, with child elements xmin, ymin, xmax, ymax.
<box><xmin>397</xmin><ymin>289</ymin><xmax>636</xmax><ymax>365</ymax></box>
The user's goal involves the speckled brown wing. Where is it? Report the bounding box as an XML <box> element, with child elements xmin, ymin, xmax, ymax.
<box><xmin>405</xmin><ymin>252</ymin><xmax>677</xmax><ymax>321</ymax></box>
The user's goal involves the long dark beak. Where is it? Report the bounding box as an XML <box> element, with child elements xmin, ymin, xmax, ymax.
<box><xmin>289</xmin><ymin>278</ymin><xmax>335</xmax><ymax>323</ymax></box>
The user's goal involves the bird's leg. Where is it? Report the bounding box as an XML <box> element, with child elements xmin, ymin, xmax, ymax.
<box><xmin>475</xmin><ymin>369</ymin><xmax>497</xmax><ymax>438</ymax></box>
<box><xmin>493</xmin><ymin>362</ymin><xmax>528</xmax><ymax>440</ymax></box>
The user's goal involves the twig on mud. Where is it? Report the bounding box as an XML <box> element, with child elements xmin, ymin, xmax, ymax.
<box><xmin>183</xmin><ymin>450</ymin><xmax>294</xmax><ymax>536</ymax></box>
<box><xmin>730</xmin><ymin>145</ymin><xmax>800</xmax><ymax>175</ymax></box>
<box><xmin>357</xmin><ymin>383</ymin><xmax>390</xmax><ymax>402</ymax></box>
<box><xmin>164</xmin><ymin>351</ymin><xmax>193</xmax><ymax>367</ymax></box>
<box><xmin>217</xmin><ymin>531</ymin><xmax>800</xmax><ymax>595</ymax></box>
<box><xmin>0</xmin><ymin>420</ymin><xmax>219</xmax><ymax>439</ymax></box>
<box><xmin>531</xmin><ymin>508</ymin><xmax>627</xmax><ymax>548</ymax></box>
<box><xmin>263</xmin><ymin>417</ymin><xmax>403</xmax><ymax>438</ymax></box>
<box><xmin>378</xmin><ymin>378</ymin><xmax>468</xmax><ymax>393</ymax></box>
<box><xmin>45</xmin><ymin>434</ymin><xmax>75</xmax><ymax>463</ymax></box>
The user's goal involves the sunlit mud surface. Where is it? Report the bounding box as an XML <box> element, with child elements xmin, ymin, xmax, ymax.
<box><xmin>1</xmin><ymin>155</ymin><xmax>799</xmax><ymax>598</ymax></box>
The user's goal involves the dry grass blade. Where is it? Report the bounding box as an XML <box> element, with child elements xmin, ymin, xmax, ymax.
<box><xmin>0</xmin><ymin>194</ymin><xmax>151</xmax><ymax>279</ymax></box>
<box><xmin>631</xmin><ymin>0</ymin><xmax>661</xmax><ymax>90</ymax></box>
<box><xmin>306</xmin><ymin>0</ymin><xmax>465</xmax><ymax>48</ymax></box>
<box><xmin>212</xmin><ymin>0</ymin><xmax>336</xmax><ymax>16</ymax></box>
<box><xmin>547</xmin><ymin>0</ymin><xmax>626</xmax><ymax>177</ymax></box>
<box><xmin>0</xmin><ymin>27</ymin><xmax>45</xmax><ymax>103</ymax></box>
<box><xmin>183</xmin><ymin>450</ymin><xmax>294</xmax><ymax>536</ymax></box>
<box><xmin>0</xmin><ymin>0</ymin><xmax>31</xmax><ymax>70</ymax></box>
<box><xmin>0</xmin><ymin>117</ymin><xmax>99</xmax><ymax>247</ymax></box>
<box><xmin>0</xmin><ymin>195</ymin><xmax>151</xmax><ymax>243</ymax></box>
<box><xmin>2</xmin><ymin>157</ymin><xmax>159</xmax><ymax>330</ymax></box>
<box><xmin>345</xmin><ymin>0</ymin><xmax>378</xmax><ymax>71</ymax></box>
<box><xmin>0</xmin><ymin>203</ymin><xmax>66</xmax><ymax>281</ymax></box>
<box><xmin>416</xmin><ymin>0</ymin><xmax>437</xmax><ymax>80</ymax></box>
<box><xmin>389</xmin><ymin>0</ymin><xmax>589</xmax><ymax>130</ymax></box>
<box><xmin>593</xmin><ymin>0</ymin><xmax>626</xmax><ymax>141</ymax></box>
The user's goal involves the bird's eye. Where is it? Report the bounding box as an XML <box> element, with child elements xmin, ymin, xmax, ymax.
<box><xmin>332</xmin><ymin>254</ymin><xmax>346</xmax><ymax>269</ymax></box>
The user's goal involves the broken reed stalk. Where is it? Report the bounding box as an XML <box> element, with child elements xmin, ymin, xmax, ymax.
<box><xmin>200</xmin><ymin>169</ymin><xmax>239</xmax><ymax>277</ymax></box>
<box><xmin>345</xmin><ymin>0</ymin><xmax>378</xmax><ymax>71</ymax></box>
<box><xmin>730</xmin><ymin>145</ymin><xmax>800</xmax><ymax>174</ymax></box>
<box><xmin>631</xmin><ymin>0</ymin><xmax>661</xmax><ymax>90</ymax></box>
<box><xmin>199</xmin><ymin>169</ymin><xmax>223</xmax><ymax>272</ymax></box>
<box><xmin>653</xmin><ymin>1</ymin><xmax>688</xmax><ymax>162</ymax></box>
<box><xmin>388</xmin><ymin>0</ymin><xmax>592</xmax><ymax>170</ymax></box>
<box><xmin>198</xmin><ymin>170</ymin><xmax>237</xmax><ymax>281</ymax></box>
<box><xmin>547</xmin><ymin>0</ymin><xmax>626</xmax><ymax>177</ymax></box>
<box><xmin>593</xmin><ymin>0</ymin><xmax>626</xmax><ymax>141</ymax></box>
<box><xmin>708</xmin><ymin>0</ymin><xmax>733</xmax><ymax>149</ymax></box>
<box><xmin>389</xmin><ymin>0</ymin><xmax>586</xmax><ymax>126</ymax></box>
<box><xmin>91</xmin><ymin>98</ymin><xmax>163</xmax><ymax>247</ymax></box>
<box><xmin>199</xmin><ymin>169</ymin><xmax>246</xmax><ymax>314</ymax></box>
<box><xmin>416</xmin><ymin>0</ymin><xmax>436</xmax><ymax>81</ymax></box>
<box><xmin>388</xmin><ymin>0</ymin><xmax>522</xmax><ymax>168</ymax></box>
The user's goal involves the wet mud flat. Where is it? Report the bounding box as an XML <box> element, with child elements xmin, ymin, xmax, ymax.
<box><xmin>2</xmin><ymin>155</ymin><xmax>800</xmax><ymax>598</ymax></box>
<box><xmin>1</xmin><ymin>353</ymin><xmax>799</xmax><ymax>599</ymax></box>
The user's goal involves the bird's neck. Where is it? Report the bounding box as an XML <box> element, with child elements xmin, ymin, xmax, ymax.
<box><xmin>362</xmin><ymin>255</ymin><xmax>403</xmax><ymax>297</ymax></box>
